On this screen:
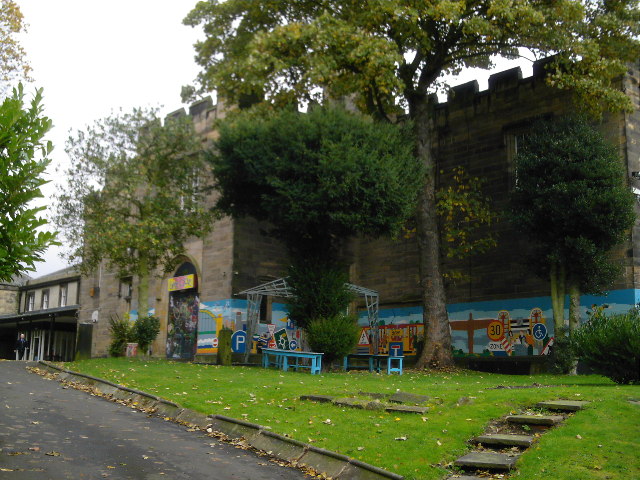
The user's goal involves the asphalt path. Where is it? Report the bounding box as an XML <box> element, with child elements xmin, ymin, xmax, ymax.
<box><xmin>0</xmin><ymin>361</ymin><xmax>308</xmax><ymax>479</ymax></box>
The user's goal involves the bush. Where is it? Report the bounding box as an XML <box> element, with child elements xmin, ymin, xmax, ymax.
<box><xmin>133</xmin><ymin>315</ymin><xmax>160</xmax><ymax>355</ymax></box>
<box><xmin>306</xmin><ymin>314</ymin><xmax>360</xmax><ymax>369</ymax></box>
<box><xmin>286</xmin><ymin>258</ymin><xmax>354</xmax><ymax>329</ymax></box>
<box><xmin>547</xmin><ymin>327</ymin><xmax>576</xmax><ymax>374</ymax></box>
<box><xmin>108</xmin><ymin>314</ymin><xmax>134</xmax><ymax>357</ymax></box>
<box><xmin>572</xmin><ymin>307</ymin><xmax>640</xmax><ymax>384</ymax></box>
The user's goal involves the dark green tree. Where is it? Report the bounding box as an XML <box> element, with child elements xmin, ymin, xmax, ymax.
<box><xmin>211</xmin><ymin>106</ymin><xmax>422</xmax><ymax>343</ymax></box>
<box><xmin>0</xmin><ymin>84</ymin><xmax>57</xmax><ymax>281</ymax></box>
<box><xmin>185</xmin><ymin>0</ymin><xmax>640</xmax><ymax>368</ymax></box>
<box><xmin>510</xmin><ymin>115</ymin><xmax>636</xmax><ymax>351</ymax></box>
<box><xmin>54</xmin><ymin>108</ymin><xmax>217</xmax><ymax>319</ymax></box>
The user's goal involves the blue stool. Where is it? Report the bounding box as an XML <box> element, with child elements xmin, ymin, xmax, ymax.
<box><xmin>387</xmin><ymin>355</ymin><xmax>404</xmax><ymax>375</ymax></box>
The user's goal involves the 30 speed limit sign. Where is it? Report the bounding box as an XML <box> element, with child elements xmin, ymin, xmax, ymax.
<box><xmin>487</xmin><ymin>320</ymin><xmax>505</xmax><ymax>341</ymax></box>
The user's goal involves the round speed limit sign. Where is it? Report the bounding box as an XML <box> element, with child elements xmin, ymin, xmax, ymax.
<box><xmin>487</xmin><ymin>320</ymin><xmax>505</xmax><ymax>341</ymax></box>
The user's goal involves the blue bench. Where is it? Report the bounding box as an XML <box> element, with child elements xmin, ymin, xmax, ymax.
<box><xmin>343</xmin><ymin>353</ymin><xmax>404</xmax><ymax>375</ymax></box>
<box><xmin>261</xmin><ymin>348</ymin><xmax>323</xmax><ymax>375</ymax></box>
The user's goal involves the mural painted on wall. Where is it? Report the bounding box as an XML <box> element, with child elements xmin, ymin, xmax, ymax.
<box><xmin>166</xmin><ymin>292</ymin><xmax>199</xmax><ymax>359</ymax></box>
<box><xmin>180</xmin><ymin>288</ymin><xmax>637</xmax><ymax>358</ymax></box>
<box><xmin>355</xmin><ymin>289</ymin><xmax>639</xmax><ymax>357</ymax></box>
<box><xmin>194</xmin><ymin>300</ymin><xmax>303</xmax><ymax>356</ymax></box>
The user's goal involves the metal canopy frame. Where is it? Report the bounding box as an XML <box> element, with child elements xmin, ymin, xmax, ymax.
<box><xmin>237</xmin><ymin>277</ymin><xmax>380</xmax><ymax>360</ymax></box>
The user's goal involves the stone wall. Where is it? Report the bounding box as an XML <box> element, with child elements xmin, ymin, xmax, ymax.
<box><xmin>356</xmin><ymin>60</ymin><xmax>639</xmax><ymax>308</ymax></box>
<box><xmin>0</xmin><ymin>285</ymin><xmax>18</xmax><ymax>315</ymax></box>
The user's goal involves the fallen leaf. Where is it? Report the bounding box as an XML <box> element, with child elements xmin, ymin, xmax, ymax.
<box><xmin>357</xmin><ymin>447</ymin><xmax>365</xmax><ymax>451</ymax></box>
<box><xmin>576</xmin><ymin>434</ymin><xmax>582</xmax><ymax>440</ymax></box>
<box><xmin>45</xmin><ymin>451</ymin><xmax>61</xmax><ymax>456</ymax></box>
<box><xmin>436</xmin><ymin>440</ymin><xmax>442</xmax><ymax>446</ymax></box>
<box><xmin>395</xmin><ymin>436</ymin><xmax>408</xmax><ymax>441</ymax></box>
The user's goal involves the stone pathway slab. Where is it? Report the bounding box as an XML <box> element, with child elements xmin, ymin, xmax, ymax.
<box><xmin>473</xmin><ymin>433</ymin><xmax>534</xmax><ymax>447</ymax></box>
<box><xmin>385</xmin><ymin>405</ymin><xmax>429</xmax><ymax>414</ymax></box>
<box><xmin>454</xmin><ymin>452</ymin><xmax>519</xmax><ymax>471</ymax></box>
<box><xmin>388</xmin><ymin>392</ymin><xmax>429</xmax><ymax>405</ymax></box>
<box><xmin>299</xmin><ymin>395</ymin><xmax>335</xmax><ymax>403</ymax></box>
<box><xmin>507</xmin><ymin>414</ymin><xmax>563</xmax><ymax>426</ymax></box>
<box><xmin>537</xmin><ymin>400</ymin><xmax>589</xmax><ymax>411</ymax></box>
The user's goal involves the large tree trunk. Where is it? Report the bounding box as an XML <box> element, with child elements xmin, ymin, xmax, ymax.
<box><xmin>567</xmin><ymin>281</ymin><xmax>580</xmax><ymax>375</ymax></box>
<box><xmin>549</xmin><ymin>262</ymin><xmax>566</xmax><ymax>334</ymax></box>
<box><xmin>412</xmin><ymin>96</ymin><xmax>453</xmax><ymax>369</ymax></box>
<box><xmin>137</xmin><ymin>255</ymin><xmax>150</xmax><ymax>320</ymax></box>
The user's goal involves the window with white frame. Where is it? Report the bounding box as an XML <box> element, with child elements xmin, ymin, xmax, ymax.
<box><xmin>41</xmin><ymin>289</ymin><xmax>49</xmax><ymax>310</ymax></box>
<box><xmin>59</xmin><ymin>283</ymin><xmax>68</xmax><ymax>307</ymax></box>
<box><xmin>26</xmin><ymin>292</ymin><xmax>35</xmax><ymax>312</ymax></box>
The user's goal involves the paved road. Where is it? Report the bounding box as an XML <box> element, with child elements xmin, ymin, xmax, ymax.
<box><xmin>0</xmin><ymin>361</ymin><xmax>307</xmax><ymax>479</ymax></box>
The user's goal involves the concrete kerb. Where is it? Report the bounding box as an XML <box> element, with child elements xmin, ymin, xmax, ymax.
<box><xmin>35</xmin><ymin>361</ymin><xmax>404</xmax><ymax>480</ymax></box>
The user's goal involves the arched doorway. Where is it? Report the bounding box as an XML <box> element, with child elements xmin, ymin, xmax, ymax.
<box><xmin>166</xmin><ymin>262</ymin><xmax>199</xmax><ymax>360</ymax></box>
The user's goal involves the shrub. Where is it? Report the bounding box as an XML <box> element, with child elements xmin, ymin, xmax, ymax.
<box><xmin>108</xmin><ymin>314</ymin><xmax>134</xmax><ymax>357</ymax></box>
<box><xmin>286</xmin><ymin>258</ymin><xmax>354</xmax><ymax>329</ymax></box>
<box><xmin>547</xmin><ymin>327</ymin><xmax>576</xmax><ymax>374</ymax></box>
<box><xmin>306</xmin><ymin>314</ymin><xmax>360</xmax><ymax>369</ymax></box>
<box><xmin>572</xmin><ymin>307</ymin><xmax>640</xmax><ymax>384</ymax></box>
<box><xmin>133</xmin><ymin>315</ymin><xmax>160</xmax><ymax>355</ymax></box>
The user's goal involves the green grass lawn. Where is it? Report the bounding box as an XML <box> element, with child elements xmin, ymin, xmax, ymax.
<box><xmin>65</xmin><ymin>358</ymin><xmax>640</xmax><ymax>480</ymax></box>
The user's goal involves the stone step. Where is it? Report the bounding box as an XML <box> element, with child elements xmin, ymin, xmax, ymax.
<box><xmin>537</xmin><ymin>400</ymin><xmax>590</xmax><ymax>411</ymax></box>
<box><xmin>454</xmin><ymin>451</ymin><xmax>519</xmax><ymax>471</ymax></box>
<box><xmin>388</xmin><ymin>391</ymin><xmax>430</xmax><ymax>405</ymax></box>
<box><xmin>385</xmin><ymin>404</ymin><xmax>429</xmax><ymax>414</ymax></box>
<box><xmin>472</xmin><ymin>433</ymin><xmax>534</xmax><ymax>447</ymax></box>
<box><xmin>299</xmin><ymin>395</ymin><xmax>335</xmax><ymax>403</ymax></box>
<box><xmin>507</xmin><ymin>414</ymin><xmax>563</xmax><ymax>426</ymax></box>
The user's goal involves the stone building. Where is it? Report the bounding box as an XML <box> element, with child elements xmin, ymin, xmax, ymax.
<box><xmin>79</xmin><ymin>59</ymin><xmax>640</xmax><ymax>362</ymax></box>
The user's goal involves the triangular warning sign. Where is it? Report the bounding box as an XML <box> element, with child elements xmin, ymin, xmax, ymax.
<box><xmin>358</xmin><ymin>329</ymin><xmax>370</xmax><ymax>346</ymax></box>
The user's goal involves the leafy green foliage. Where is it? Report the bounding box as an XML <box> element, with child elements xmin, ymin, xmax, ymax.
<box><xmin>0</xmin><ymin>1</ymin><xmax>31</xmax><ymax>88</ymax></box>
<box><xmin>108</xmin><ymin>314</ymin><xmax>134</xmax><ymax>357</ymax></box>
<box><xmin>306</xmin><ymin>314</ymin><xmax>360</xmax><ymax>368</ymax></box>
<box><xmin>211</xmin><ymin>106</ymin><xmax>422</xmax><ymax>257</ymax></box>
<box><xmin>286</xmin><ymin>257</ymin><xmax>353</xmax><ymax>329</ymax></box>
<box><xmin>510</xmin><ymin>115</ymin><xmax>635</xmax><ymax>298</ymax></box>
<box><xmin>185</xmin><ymin>1</ymin><xmax>639</xmax><ymax>114</ymax></box>
<box><xmin>133</xmin><ymin>315</ymin><xmax>160</xmax><ymax>355</ymax></box>
<box><xmin>54</xmin><ymin>108</ymin><xmax>218</xmax><ymax>316</ymax></box>
<box><xmin>547</xmin><ymin>327</ymin><xmax>576</xmax><ymax>374</ymax></box>
<box><xmin>573</xmin><ymin>307</ymin><xmax>640</xmax><ymax>384</ymax></box>
<box><xmin>0</xmin><ymin>84</ymin><xmax>58</xmax><ymax>282</ymax></box>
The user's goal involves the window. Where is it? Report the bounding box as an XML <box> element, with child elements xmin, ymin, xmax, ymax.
<box><xmin>119</xmin><ymin>277</ymin><xmax>133</xmax><ymax>299</ymax></box>
<box><xmin>41</xmin><ymin>289</ymin><xmax>49</xmax><ymax>310</ymax></box>
<box><xmin>26</xmin><ymin>292</ymin><xmax>35</xmax><ymax>312</ymax></box>
<box><xmin>505</xmin><ymin>130</ymin><xmax>528</xmax><ymax>189</ymax></box>
<box><xmin>59</xmin><ymin>284</ymin><xmax>68</xmax><ymax>307</ymax></box>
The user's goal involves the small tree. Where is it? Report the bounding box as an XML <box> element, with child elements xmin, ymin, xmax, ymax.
<box><xmin>0</xmin><ymin>0</ymin><xmax>31</xmax><ymax>89</ymax></box>
<box><xmin>211</xmin><ymin>106</ymin><xmax>422</xmax><ymax>349</ymax></box>
<box><xmin>511</xmin><ymin>115</ymin><xmax>636</xmax><ymax>369</ymax></box>
<box><xmin>0</xmin><ymin>84</ymin><xmax>57</xmax><ymax>281</ymax></box>
<box><xmin>54</xmin><ymin>108</ymin><xmax>217</xmax><ymax>319</ymax></box>
<box><xmin>133</xmin><ymin>315</ymin><xmax>160</xmax><ymax>355</ymax></box>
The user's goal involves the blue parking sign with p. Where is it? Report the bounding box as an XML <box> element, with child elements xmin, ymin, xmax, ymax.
<box><xmin>232</xmin><ymin>330</ymin><xmax>247</xmax><ymax>353</ymax></box>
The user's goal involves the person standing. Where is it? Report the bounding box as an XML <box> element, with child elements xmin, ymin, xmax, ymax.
<box><xmin>15</xmin><ymin>333</ymin><xmax>28</xmax><ymax>360</ymax></box>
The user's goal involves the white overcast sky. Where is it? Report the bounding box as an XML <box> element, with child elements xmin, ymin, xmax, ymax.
<box><xmin>15</xmin><ymin>1</ymin><xmax>531</xmax><ymax>278</ymax></box>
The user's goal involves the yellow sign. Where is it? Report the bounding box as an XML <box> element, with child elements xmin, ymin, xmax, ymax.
<box><xmin>168</xmin><ymin>274</ymin><xmax>195</xmax><ymax>292</ymax></box>
<box><xmin>487</xmin><ymin>320</ymin><xmax>505</xmax><ymax>341</ymax></box>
